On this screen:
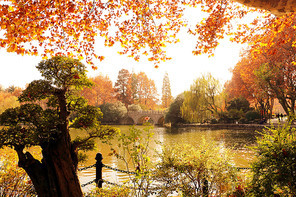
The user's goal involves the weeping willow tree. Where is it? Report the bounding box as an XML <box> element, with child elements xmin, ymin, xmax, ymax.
<box><xmin>181</xmin><ymin>73</ymin><xmax>223</xmax><ymax>123</ymax></box>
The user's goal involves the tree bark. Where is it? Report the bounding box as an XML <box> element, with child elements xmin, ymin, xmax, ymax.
<box><xmin>41</xmin><ymin>137</ymin><xmax>83</xmax><ymax>197</ymax></box>
<box><xmin>16</xmin><ymin>148</ymin><xmax>51</xmax><ymax>196</ymax></box>
<box><xmin>18</xmin><ymin>89</ymin><xmax>84</xmax><ymax>197</ymax></box>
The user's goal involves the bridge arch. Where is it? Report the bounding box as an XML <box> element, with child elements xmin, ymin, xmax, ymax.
<box><xmin>127</xmin><ymin>110</ymin><xmax>165</xmax><ymax>125</ymax></box>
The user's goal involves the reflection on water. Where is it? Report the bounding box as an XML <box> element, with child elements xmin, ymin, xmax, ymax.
<box><xmin>73</xmin><ymin>125</ymin><xmax>261</xmax><ymax>193</ymax></box>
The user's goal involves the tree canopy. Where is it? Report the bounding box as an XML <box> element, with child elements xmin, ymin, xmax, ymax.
<box><xmin>1</xmin><ymin>0</ymin><xmax>289</xmax><ymax>67</ymax></box>
<box><xmin>181</xmin><ymin>73</ymin><xmax>222</xmax><ymax>123</ymax></box>
<box><xmin>226</xmin><ymin>14</ymin><xmax>296</xmax><ymax>117</ymax></box>
<box><xmin>81</xmin><ymin>75</ymin><xmax>116</xmax><ymax>106</ymax></box>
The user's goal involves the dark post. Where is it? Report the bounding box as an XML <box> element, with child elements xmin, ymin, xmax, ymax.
<box><xmin>202</xmin><ymin>179</ymin><xmax>208</xmax><ymax>196</ymax></box>
<box><xmin>95</xmin><ymin>153</ymin><xmax>103</xmax><ymax>188</ymax></box>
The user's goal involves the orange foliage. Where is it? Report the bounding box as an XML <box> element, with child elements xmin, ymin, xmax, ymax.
<box><xmin>0</xmin><ymin>0</ymin><xmax>185</xmax><ymax>65</ymax></box>
<box><xmin>227</xmin><ymin>14</ymin><xmax>296</xmax><ymax>116</ymax></box>
<box><xmin>0</xmin><ymin>0</ymin><xmax>282</xmax><ymax>65</ymax></box>
<box><xmin>81</xmin><ymin>75</ymin><xmax>116</xmax><ymax>106</ymax></box>
<box><xmin>135</xmin><ymin>72</ymin><xmax>158</xmax><ymax>110</ymax></box>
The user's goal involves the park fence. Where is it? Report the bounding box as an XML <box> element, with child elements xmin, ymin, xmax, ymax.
<box><xmin>78</xmin><ymin>153</ymin><xmax>138</xmax><ymax>189</ymax></box>
<box><xmin>78</xmin><ymin>152</ymin><xmax>251</xmax><ymax>194</ymax></box>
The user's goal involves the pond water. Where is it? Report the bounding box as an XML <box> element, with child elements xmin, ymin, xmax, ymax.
<box><xmin>73</xmin><ymin>125</ymin><xmax>261</xmax><ymax>193</ymax></box>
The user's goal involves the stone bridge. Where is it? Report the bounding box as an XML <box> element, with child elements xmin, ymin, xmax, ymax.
<box><xmin>126</xmin><ymin>110</ymin><xmax>165</xmax><ymax>125</ymax></box>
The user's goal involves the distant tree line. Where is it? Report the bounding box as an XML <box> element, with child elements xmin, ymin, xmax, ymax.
<box><xmin>80</xmin><ymin>69</ymin><xmax>173</xmax><ymax>124</ymax></box>
<box><xmin>0</xmin><ymin>69</ymin><xmax>174</xmax><ymax>125</ymax></box>
<box><xmin>0</xmin><ymin>85</ymin><xmax>22</xmax><ymax>114</ymax></box>
<box><xmin>165</xmin><ymin>73</ymin><xmax>264</xmax><ymax>126</ymax></box>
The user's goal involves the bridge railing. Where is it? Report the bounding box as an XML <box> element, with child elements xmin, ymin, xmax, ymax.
<box><xmin>127</xmin><ymin>110</ymin><xmax>165</xmax><ymax>115</ymax></box>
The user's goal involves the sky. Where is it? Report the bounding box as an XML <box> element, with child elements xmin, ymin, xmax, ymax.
<box><xmin>0</xmin><ymin>6</ymin><xmax>246</xmax><ymax>99</ymax></box>
<box><xmin>0</xmin><ymin>35</ymin><xmax>244</xmax><ymax>98</ymax></box>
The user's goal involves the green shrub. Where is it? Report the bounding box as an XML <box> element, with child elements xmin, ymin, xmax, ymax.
<box><xmin>86</xmin><ymin>186</ymin><xmax>130</xmax><ymax>197</ymax></box>
<box><xmin>99</xmin><ymin>101</ymin><xmax>127</xmax><ymax>124</ymax></box>
<box><xmin>154</xmin><ymin>139</ymin><xmax>238</xmax><ymax>196</ymax></box>
<box><xmin>165</xmin><ymin>93</ymin><xmax>186</xmax><ymax>125</ymax></box>
<box><xmin>228</xmin><ymin>109</ymin><xmax>244</xmax><ymax>122</ymax></box>
<box><xmin>210</xmin><ymin>118</ymin><xmax>218</xmax><ymax>124</ymax></box>
<box><xmin>245</xmin><ymin>111</ymin><xmax>261</xmax><ymax>122</ymax></box>
<box><xmin>128</xmin><ymin>104</ymin><xmax>142</xmax><ymax>111</ymax></box>
<box><xmin>109</xmin><ymin>125</ymin><xmax>155</xmax><ymax>197</ymax></box>
<box><xmin>249</xmin><ymin>122</ymin><xmax>296</xmax><ymax>196</ymax></box>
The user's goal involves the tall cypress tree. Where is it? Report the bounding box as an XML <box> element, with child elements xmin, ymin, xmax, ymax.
<box><xmin>161</xmin><ymin>72</ymin><xmax>173</xmax><ymax>108</ymax></box>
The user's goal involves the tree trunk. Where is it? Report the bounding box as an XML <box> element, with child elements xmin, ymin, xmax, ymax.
<box><xmin>17</xmin><ymin>136</ymin><xmax>83</xmax><ymax>197</ymax></box>
<box><xmin>42</xmin><ymin>137</ymin><xmax>83</xmax><ymax>197</ymax></box>
<box><xmin>17</xmin><ymin>90</ymin><xmax>83</xmax><ymax>197</ymax></box>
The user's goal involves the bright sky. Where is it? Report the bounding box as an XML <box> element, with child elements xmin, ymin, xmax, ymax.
<box><xmin>0</xmin><ymin>7</ymin><xmax>246</xmax><ymax>98</ymax></box>
<box><xmin>0</xmin><ymin>36</ymin><xmax>244</xmax><ymax>98</ymax></box>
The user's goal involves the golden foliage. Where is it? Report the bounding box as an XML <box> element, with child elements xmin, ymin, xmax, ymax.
<box><xmin>0</xmin><ymin>0</ymin><xmax>284</xmax><ymax>66</ymax></box>
<box><xmin>0</xmin><ymin>147</ymin><xmax>37</xmax><ymax>196</ymax></box>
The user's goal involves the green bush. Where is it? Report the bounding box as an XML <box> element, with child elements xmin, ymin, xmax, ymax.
<box><xmin>226</xmin><ymin>97</ymin><xmax>252</xmax><ymax>113</ymax></box>
<box><xmin>165</xmin><ymin>93</ymin><xmax>186</xmax><ymax>126</ymax></box>
<box><xmin>249</xmin><ymin>122</ymin><xmax>296</xmax><ymax>196</ymax></box>
<box><xmin>245</xmin><ymin>111</ymin><xmax>261</xmax><ymax>122</ymax></box>
<box><xmin>128</xmin><ymin>104</ymin><xmax>142</xmax><ymax>111</ymax></box>
<box><xmin>228</xmin><ymin>109</ymin><xmax>244</xmax><ymax>122</ymax></box>
<box><xmin>99</xmin><ymin>101</ymin><xmax>127</xmax><ymax>124</ymax></box>
<box><xmin>86</xmin><ymin>186</ymin><xmax>130</xmax><ymax>197</ymax></box>
<box><xmin>154</xmin><ymin>139</ymin><xmax>238</xmax><ymax>196</ymax></box>
<box><xmin>210</xmin><ymin>118</ymin><xmax>218</xmax><ymax>124</ymax></box>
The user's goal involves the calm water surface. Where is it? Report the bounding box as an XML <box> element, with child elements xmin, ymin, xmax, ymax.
<box><xmin>73</xmin><ymin>125</ymin><xmax>261</xmax><ymax>192</ymax></box>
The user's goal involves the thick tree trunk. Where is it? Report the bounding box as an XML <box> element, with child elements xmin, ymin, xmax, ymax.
<box><xmin>16</xmin><ymin>149</ymin><xmax>51</xmax><ymax>196</ymax></box>
<box><xmin>17</xmin><ymin>89</ymin><xmax>83</xmax><ymax>197</ymax></box>
<box><xmin>41</xmin><ymin>137</ymin><xmax>83</xmax><ymax>197</ymax></box>
<box><xmin>17</xmin><ymin>136</ymin><xmax>83</xmax><ymax>197</ymax></box>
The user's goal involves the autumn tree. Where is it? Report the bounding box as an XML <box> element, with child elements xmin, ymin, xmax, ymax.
<box><xmin>227</xmin><ymin>15</ymin><xmax>296</xmax><ymax>117</ymax></box>
<box><xmin>2</xmin><ymin>0</ymin><xmax>289</xmax><ymax>70</ymax></box>
<box><xmin>225</xmin><ymin>53</ymin><xmax>274</xmax><ymax>119</ymax></box>
<box><xmin>136</xmin><ymin>72</ymin><xmax>158</xmax><ymax>110</ymax></box>
<box><xmin>0</xmin><ymin>56</ymin><xmax>117</xmax><ymax>197</ymax></box>
<box><xmin>181</xmin><ymin>73</ymin><xmax>222</xmax><ymax>123</ymax></box>
<box><xmin>161</xmin><ymin>72</ymin><xmax>173</xmax><ymax>108</ymax></box>
<box><xmin>252</xmin><ymin>20</ymin><xmax>296</xmax><ymax>116</ymax></box>
<box><xmin>0</xmin><ymin>91</ymin><xmax>19</xmax><ymax>114</ymax></box>
<box><xmin>114</xmin><ymin>69</ymin><xmax>132</xmax><ymax>107</ymax></box>
<box><xmin>81</xmin><ymin>75</ymin><xmax>116</xmax><ymax>106</ymax></box>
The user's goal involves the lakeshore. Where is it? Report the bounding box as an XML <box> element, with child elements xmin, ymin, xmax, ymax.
<box><xmin>175</xmin><ymin>118</ymin><xmax>292</xmax><ymax>130</ymax></box>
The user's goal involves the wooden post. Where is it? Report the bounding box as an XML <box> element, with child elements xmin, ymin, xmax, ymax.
<box><xmin>95</xmin><ymin>153</ymin><xmax>103</xmax><ymax>188</ymax></box>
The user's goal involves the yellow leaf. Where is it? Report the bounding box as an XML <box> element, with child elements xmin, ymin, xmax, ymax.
<box><xmin>8</xmin><ymin>6</ymin><xmax>14</xmax><ymax>12</ymax></box>
<box><xmin>7</xmin><ymin>44</ymin><xmax>17</xmax><ymax>52</ymax></box>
